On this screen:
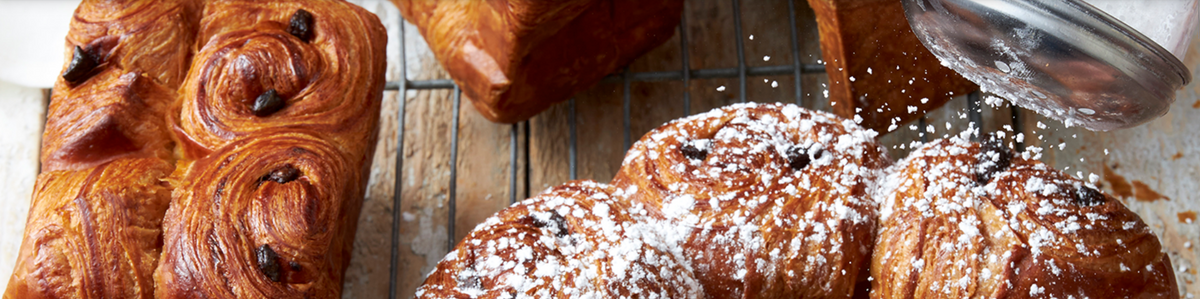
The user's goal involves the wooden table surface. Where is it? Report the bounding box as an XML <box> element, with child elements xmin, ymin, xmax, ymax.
<box><xmin>0</xmin><ymin>0</ymin><xmax>1195</xmax><ymax>298</ymax></box>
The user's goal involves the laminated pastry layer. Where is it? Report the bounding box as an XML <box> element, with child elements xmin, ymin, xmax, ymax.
<box><xmin>396</xmin><ymin>0</ymin><xmax>683</xmax><ymax>123</ymax></box>
<box><xmin>6</xmin><ymin>1</ymin><xmax>201</xmax><ymax>298</ymax></box>
<box><xmin>174</xmin><ymin>0</ymin><xmax>386</xmax><ymax>160</ymax></box>
<box><xmin>155</xmin><ymin>132</ymin><xmax>366</xmax><ymax>299</ymax></box>
<box><xmin>871</xmin><ymin>137</ymin><xmax>1177</xmax><ymax>299</ymax></box>
<box><xmin>416</xmin><ymin>181</ymin><xmax>703</xmax><ymax>298</ymax></box>
<box><xmin>612</xmin><ymin>103</ymin><xmax>891</xmax><ymax>298</ymax></box>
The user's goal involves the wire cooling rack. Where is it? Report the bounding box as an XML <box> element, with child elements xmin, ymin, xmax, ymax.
<box><xmin>378</xmin><ymin>1</ymin><xmax>1022</xmax><ymax>297</ymax></box>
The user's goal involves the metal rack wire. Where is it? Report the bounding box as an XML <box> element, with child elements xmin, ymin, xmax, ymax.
<box><xmin>380</xmin><ymin>1</ymin><xmax>1015</xmax><ymax>298</ymax></box>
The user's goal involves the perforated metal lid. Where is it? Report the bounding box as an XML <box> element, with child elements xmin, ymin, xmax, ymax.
<box><xmin>903</xmin><ymin>0</ymin><xmax>1192</xmax><ymax>131</ymax></box>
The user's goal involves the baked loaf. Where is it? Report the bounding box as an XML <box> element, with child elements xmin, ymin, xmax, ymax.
<box><xmin>5</xmin><ymin>1</ymin><xmax>201</xmax><ymax>298</ymax></box>
<box><xmin>154</xmin><ymin>1</ymin><xmax>385</xmax><ymax>298</ymax></box>
<box><xmin>416</xmin><ymin>103</ymin><xmax>1178</xmax><ymax>298</ymax></box>
<box><xmin>871</xmin><ymin>137</ymin><xmax>1178</xmax><ymax>298</ymax></box>
<box><xmin>394</xmin><ymin>0</ymin><xmax>683</xmax><ymax>123</ymax></box>
<box><xmin>5</xmin><ymin>1</ymin><xmax>385</xmax><ymax>298</ymax></box>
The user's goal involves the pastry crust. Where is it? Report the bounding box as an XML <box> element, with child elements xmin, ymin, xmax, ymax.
<box><xmin>415</xmin><ymin>103</ymin><xmax>1178</xmax><ymax>298</ymax></box>
<box><xmin>871</xmin><ymin>138</ymin><xmax>1177</xmax><ymax>299</ymax></box>
<box><xmin>6</xmin><ymin>1</ymin><xmax>201</xmax><ymax>298</ymax></box>
<box><xmin>6</xmin><ymin>1</ymin><xmax>385</xmax><ymax>298</ymax></box>
<box><xmin>394</xmin><ymin>0</ymin><xmax>684</xmax><ymax>123</ymax></box>
<box><xmin>416</xmin><ymin>181</ymin><xmax>703</xmax><ymax>298</ymax></box>
<box><xmin>613</xmin><ymin>103</ymin><xmax>891</xmax><ymax>298</ymax></box>
<box><xmin>155</xmin><ymin>132</ymin><xmax>368</xmax><ymax>298</ymax></box>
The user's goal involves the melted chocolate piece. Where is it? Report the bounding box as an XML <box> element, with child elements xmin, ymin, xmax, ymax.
<box><xmin>251</xmin><ymin>89</ymin><xmax>286</xmax><ymax>117</ymax></box>
<box><xmin>256</xmin><ymin>244</ymin><xmax>282</xmax><ymax>282</ymax></box>
<box><xmin>680</xmin><ymin>141</ymin><xmax>708</xmax><ymax>161</ymax></box>
<box><xmin>975</xmin><ymin>138</ymin><xmax>1012</xmax><ymax>184</ymax></box>
<box><xmin>786</xmin><ymin>145</ymin><xmax>822</xmax><ymax>170</ymax></box>
<box><xmin>1074</xmin><ymin>185</ymin><xmax>1106</xmax><ymax>206</ymax></box>
<box><xmin>531</xmin><ymin>212</ymin><xmax>570</xmax><ymax>238</ymax></box>
<box><xmin>62</xmin><ymin>45</ymin><xmax>99</xmax><ymax>84</ymax></box>
<box><xmin>288</xmin><ymin>9</ymin><xmax>315</xmax><ymax>43</ymax></box>
<box><xmin>261</xmin><ymin>164</ymin><xmax>301</xmax><ymax>184</ymax></box>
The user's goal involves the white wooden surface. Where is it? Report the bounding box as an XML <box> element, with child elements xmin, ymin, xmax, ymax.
<box><xmin>0</xmin><ymin>81</ymin><xmax>45</xmax><ymax>291</ymax></box>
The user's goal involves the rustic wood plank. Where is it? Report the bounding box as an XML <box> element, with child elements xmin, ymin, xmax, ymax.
<box><xmin>0</xmin><ymin>82</ymin><xmax>46</xmax><ymax>291</ymax></box>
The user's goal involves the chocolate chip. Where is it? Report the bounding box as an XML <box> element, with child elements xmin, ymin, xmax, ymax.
<box><xmin>460</xmin><ymin>275</ymin><xmax>481</xmax><ymax>290</ymax></box>
<box><xmin>288</xmin><ymin>9</ymin><xmax>314</xmax><ymax>43</ymax></box>
<box><xmin>289</xmin><ymin>261</ymin><xmax>302</xmax><ymax>271</ymax></box>
<box><xmin>680</xmin><ymin>141</ymin><xmax>708</xmax><ymax>161</ymax></box>
<box><xmin>62</xmin><ymin>45</ymin><xmax>99</xmax><ymax>84</ymax></box>
<box><xmin>531</xmin><ymin>212</ymin><xmax>570</xmax><ymax>238</ymax></box>
<box><xmin>975</xmin><ymin>138</ymin><xmax>1012</xmax><ymax>184</ymax></box>
<box><xmin>256</xmin><ymin>244</ymin><xmax>281</xmax><ymax>282</ymax></box>
<box><xmin>1073</xmin><ymin>186</ymin><xmax>1106</xmax><ymax>206</ymax></box>
<box><xmin>261</xmin><ymin>164</ymin><xmax>301</xmax><ymax>184</ymax></box>
<box><xmin>786</xmin><ymin>145</ymin><xmax>822</xmax><ymax>170</ymax></box>
<box><xmin>251</xmin><ymin>89</ymin><xmax>285</xmax><ymax>117</ymax></box>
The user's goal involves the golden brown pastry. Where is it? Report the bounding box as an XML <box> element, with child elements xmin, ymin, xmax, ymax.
<box><xmin>418</xmin><ymin>103</ymin><xmax>891</xmax><ymax>298</ymax></box>
<box><xmin>173</xmin><ymin>0</ymin><xmax>387</xmax><ymax>160</ymax></box>
<box><xmin>7</xmin><ymin>1</ymin><xmax>385</xmax><ymax>298</ymax></box>
<box><xmin>807</xmin><ymin>0</ymin><xmax>977</xmax><ymax>133</ymax></box>
<box><xmin>416</xmin><ymin>181</ymin><xmax>703</xmax><ymax>298</ymax></box>
<box><xmin>5</xmin><ymin>1</ymin><xmax>201</xmax><ymax>298</ymax></box>
<box><xmin>154</xmin><ymin>1</ymin><xmax>386</xmax><ymax>298</ymax></box>
<box><xmin>613</xmin><ymin>103</ymin><xmax>891</xmax><ymax>298</ymax></box>
<box><xmin>154</xmin><ymin>132</ymin><xmax>370</xmax><ymax>298</ymax></box>
<box><xmin>871</xmin><ymin>137</ymin><xmax>1178</xmax><ymax>298</ymax></box>
<box><xmin>394</xmin><ymin>0</ymin><xmax>683</xmax><ymax>123</ymax></box>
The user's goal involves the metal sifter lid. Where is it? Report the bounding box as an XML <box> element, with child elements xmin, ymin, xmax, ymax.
<box><xmin>902</xmin><ymin>0</ymin><xmax>1192</xmax><ymax>131</ymax></box>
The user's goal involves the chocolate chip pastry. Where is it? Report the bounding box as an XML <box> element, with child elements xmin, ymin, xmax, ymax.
<box><xmin>871</xmin><ymin>137</ymin><xmax>1177</xmax><ymax>298</ymax></box>
<box><xmin>416</xmin><ymin>103</ymin><xmax>1177</xmax><ymax>298</ymax></box>
<box><xmin>5</xmin><ymin>1</ymin><xmax>386</xmax><ymax>298</ymax></box>
<box><xmin>418</xmin><ymin>103</ymin><xmax>894</xmax><ymax>298</ymax></box>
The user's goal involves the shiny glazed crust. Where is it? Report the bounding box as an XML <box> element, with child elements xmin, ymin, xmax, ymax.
<box><xmin>5</xmin><ymin>1</ymin><xmax>385</xmax><ymax>298</ymax></box>
<box><xmin>394</xmin><ymin>0</ymin><xmax>684</xmax><ymax>123</ymax></box>
<box><xmin>871</xmin><ymin>138</ymin><xmax>1177</xmax><ymax>298</ymax></box>
<box><xmin>6</xmin><ymin>1</ymin><xmax>202</xmax><ymax>298</ymax></box>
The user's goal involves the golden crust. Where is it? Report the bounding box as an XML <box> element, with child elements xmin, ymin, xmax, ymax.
<box><xmin>6</xmin><ymin>157</ymin><xmax>174</xmax><ymax>299</ymax></box>
<box><xmin>173</xmin><ymin>0</ymin><xmax>386</xmax><ymax>160</ymax></box>
<box><xmin>155</xmin><ymin>132</ymin><xmax>365</xmax><ymax>299</ymax></box>
<box><xmin>395</xmin><ymin>0</ymin><xmax>683</xmax><ymax>123</ymax></box>
<box><xmin>871</xmin><ymin>138</ymin><xmax>1177</xmax><ymax>299</ymax></box>
<box><xmin>7</xmin><ymin>1</ymin><xmax>385</xmax><ymax>298</ymax></box>
<box><xmin>416</xmin><ymin>181</ymin><xmax>703</xmax><ymax>298</ymax></box>
<box><xmin>613</xmin><ymin>103</ymin><xmax>891</xmax><ymax>298</ymax></box>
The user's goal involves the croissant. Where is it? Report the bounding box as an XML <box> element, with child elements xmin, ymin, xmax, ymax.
<box><xmin>394</xmin><ymin>0</ymin><xmax>684</xmax><ymax>123</ymax></box>
<box><xmin>6</xmin><ymin>1</ymin><xmax>386</xmax><ymax>298</ymax></box>
<box><xmin>871</xmin><ymin>137</ymin><xmax>1178</xmax><ymax>298</ymax></box>
<box><xmin>417</xmin><ymin>103</ymin><xmax>1178</xmax><ymax>299</ymax></box>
